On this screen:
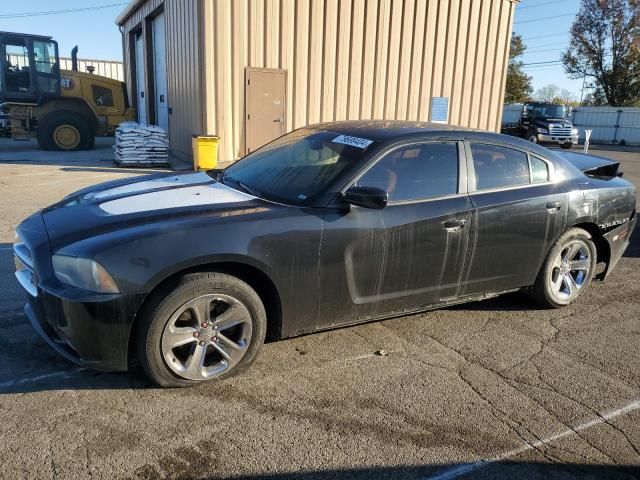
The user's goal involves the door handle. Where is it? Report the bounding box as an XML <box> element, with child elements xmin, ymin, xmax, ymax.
<box><xmin>546</xmin><ymin>201</ymin><xmax>561</xmax><ymax>212</ymax></box>
<box><xmin>444</xmin><ymin>219</ymin><xmax>466</xmax><ymax>231</ymax></box>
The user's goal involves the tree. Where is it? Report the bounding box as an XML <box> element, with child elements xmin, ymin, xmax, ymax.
<box><xmin>557</xmin><ymin>88</ymin><xmax>579</xmax><ymax>106</ymax></box>
<box><xmin>504</xmin><ymin>33</ymin><xmax>533</xmax><ymax>103</ymax></box>
<box><xmin>562</xmin><ymin>0</ymin><xmax>640</xmax><ymax>106</ymax></box>
<box><xmin>536</xmin><ymin>84</ymin><xmax>561</xmax><ymax>102</ymax></box>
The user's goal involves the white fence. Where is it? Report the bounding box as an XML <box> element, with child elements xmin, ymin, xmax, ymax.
<box><xmin>502</xmin><ymin>104</ymin><xmax>640</xmax><ymax>145</ymax></box>
<box><xmin>7</xmin><ymin>54</ymin><xmax>124</xmax><ymax>82</ymax></box>
<box><xmin>570</xmin><ymin>107</ymin><xmax>640</xmax><ymax>145</ymax></box>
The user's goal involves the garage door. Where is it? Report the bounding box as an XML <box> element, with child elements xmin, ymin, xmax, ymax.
<box><xmin>152</xmin><ymin>12</ymin><xmax>168</xmax><ymax>131</ymax></box>
<box><xmin>135</xmin><ymin>32</ymin><xmax>147</xmax><ymax>124</ymax></box>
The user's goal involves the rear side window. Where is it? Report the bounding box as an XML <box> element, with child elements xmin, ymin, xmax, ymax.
<box><xmin>356</xmin><ymin>142</ymin><xmax>459</xmax><ymax>202</ymax></box>
<box><xmin>470</xmin><ymin>143</ymin><xmax>530</xmax><ymax>190</ymax></box>
<box><xmin>530</xmin><ymin>155</ymin><xmax>550</xmax><ymax>183</ymax></box>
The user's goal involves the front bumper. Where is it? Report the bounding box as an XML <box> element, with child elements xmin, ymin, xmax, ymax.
<box><xmin>537</xmin><ymin>133</ymin><xmax>579</xmax><ymax>145</ymax></box>
<box><xmin>21</xmin><ymin>284</ymin><xmax>143</xmax><ymax>371</ymax></box>
<box><xmin>14</xmin><ymin>213</ymin><xmax>144</xmax><ymax>371</ymax></box>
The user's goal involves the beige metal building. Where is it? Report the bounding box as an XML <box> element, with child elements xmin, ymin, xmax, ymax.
<box><xmin>116</xmin><ymin>0</ymin><xmax>517</xmax><ymax>162</ymax></box>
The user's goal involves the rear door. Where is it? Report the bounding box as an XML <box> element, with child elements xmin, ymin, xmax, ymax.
<box><xmin>319</xmin><ymin>140</ymin><xmax>474</xmax><ymax>326</ymax></box>
<box><xmin>460</xmin><ymin>141</ymin><xmax>566</xmax><ymax>295</ymax></box>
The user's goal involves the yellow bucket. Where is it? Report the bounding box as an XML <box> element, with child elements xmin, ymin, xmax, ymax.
<box><xmin>192</xmin><ymin>135</ymin><xmax>219</xmax><ymax>170</ymax></box>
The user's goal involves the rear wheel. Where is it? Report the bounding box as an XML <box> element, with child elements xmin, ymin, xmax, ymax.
<box><xmin>137</xmin><ymin>273</ymin><xmax>267</xmax><ymax>388</ymax></box>
<box><xmin>530</xmin><ymin>228</ymin><xmax>597</xmax><ymax>308</ymax></box>
<box><xmin>37</xmin><ymin>111</ymin><xmax>94</xmax><ymax>151</ymax></box>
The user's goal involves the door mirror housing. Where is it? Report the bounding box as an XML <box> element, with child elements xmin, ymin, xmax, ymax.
<box><xmin>343</xmin><ymin>186</ymin><xmax>388</xmax><ymax>210</ymax></box>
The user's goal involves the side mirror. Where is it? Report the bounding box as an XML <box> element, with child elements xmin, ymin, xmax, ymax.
<box><xmin>343</xmin><ymin>186</ymin><xmax>388</xmax><ymax>210</ymax></box>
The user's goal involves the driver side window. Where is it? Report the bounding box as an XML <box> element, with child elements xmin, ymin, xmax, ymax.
<box><xmin>356</xmin><ymin>142</ymin><xmax>459</xmax><ymax>202</ymax></box>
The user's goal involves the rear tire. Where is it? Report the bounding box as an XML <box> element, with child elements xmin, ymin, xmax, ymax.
<box><xmin>530</xmin><ymin>228</ymin><xmax>597</xmax><ymax>308</ymax></box>
<box><xmin>37</xmin><ymin>111</ymin><xmax>94</xmax><ymax>151</ymax></box>
<box><xmin>137</xmin><ymin>273</ymin><xmax>267</xmax><ymax>388</ymax></box>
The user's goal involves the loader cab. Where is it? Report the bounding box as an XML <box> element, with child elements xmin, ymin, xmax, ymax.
<box><xmin>0</xmin><ymin>31</ymin><xmax>60</xmax><ymax>103</ymax></box>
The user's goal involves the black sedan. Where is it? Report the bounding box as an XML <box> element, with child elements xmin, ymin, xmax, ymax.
<box><xmin>14</xmin><ymin>121</ymin><xmax>636</xmax><ymax>387</ymax></box>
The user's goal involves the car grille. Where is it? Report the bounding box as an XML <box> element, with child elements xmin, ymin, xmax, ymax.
<box><xmin>549</xmin><ymin>124</ymin><xmax>572</xmax><ymax>136</ymax></box>
<box><xmin>14</xmin><ymin>238</ymin><xmax>38</xmax><ymax>297</ymax></box>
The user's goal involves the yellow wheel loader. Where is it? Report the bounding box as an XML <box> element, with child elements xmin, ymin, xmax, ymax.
<box><xmin>0</xmin><ymin>31</ymin><xmax>135</xmax><ymax>151</ymax></box>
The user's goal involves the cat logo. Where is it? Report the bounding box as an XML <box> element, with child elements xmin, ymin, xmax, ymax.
<box><xmin>61</xmin><ymin>78</ymin><xmax>74</xmax><ymax>90</ymax></box>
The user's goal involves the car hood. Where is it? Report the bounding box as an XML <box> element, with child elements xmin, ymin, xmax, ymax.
<box><xmin>42</xmin><ymin>172</ymin><xmax>264</xmax><ymax>248</ymax></box>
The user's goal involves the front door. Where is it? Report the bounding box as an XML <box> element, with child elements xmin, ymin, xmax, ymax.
<box><xmin>245</xmin><ymin>68</ymin><xmax>286</xmax><ymax>154</ymax></box>
<box><xmin>319</xmin><ymin>141</ymin><xmax>473</xmax><ymax>326</ymax></box>
<box><xmin>461</xmin><ymin>142</ymin><xmax>566</xmax><ymax>295</ymax></box>
<box><xmin>152</xmin><ymin>12</ymin><xmax>169</xmax><ymax>130</ymax></box>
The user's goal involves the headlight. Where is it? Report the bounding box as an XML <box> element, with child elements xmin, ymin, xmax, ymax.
<box><xmin>52</xmin><ymin>255</ymin><xmax>119</xmax><ymax>293</ymax></box>
<box><xmin>572</xmin><ymin>127</ymin><xmax>578</xmax><ymax>135</ymax></box>
<box><xmin>537</xmin><ymin>127</ymin><xmax>548</xmax><ymax>134</ymax></box>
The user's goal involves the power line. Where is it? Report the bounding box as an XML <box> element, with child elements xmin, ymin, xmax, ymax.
<box><xmin>517</xmin><ymin>0</ymin><xmax>571</xmax><ymax>10</ymax></box>
<box><xmin>521</xmin><ymin>32</ymin><xmax>568</xmax><ymax>41</ymax></box>
<box><xmin>0</xmin><ymin>3</ymin><xmax>128</xmax><ymax>19</ymax></box>
<box><xmin>522</xmin><ymin>60</ymin><xmax>564</xmax><ymax>66</ymax></box>
<box><xmin>515</xmin><ymin>13</ymin><xmax>575</xmax><ymax>24</ymax></box>
<box><xmin>525</xmin><ymin>48</ymin><xmax>566</xmax><ymax>54</ymax></box>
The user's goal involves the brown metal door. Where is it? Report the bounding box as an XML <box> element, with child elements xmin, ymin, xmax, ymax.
<box><xmin>245</xmin><ymin>68</ymin><xmax>287</xmax><ymax>154</ymax></box>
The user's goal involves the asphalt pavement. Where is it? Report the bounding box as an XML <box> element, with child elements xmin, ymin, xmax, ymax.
<box><xmin>0</xmin><ymin>138</ymin><xmax>639</xmax><ymax>480</ymax></box>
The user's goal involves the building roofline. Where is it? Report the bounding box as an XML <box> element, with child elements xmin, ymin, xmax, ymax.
<box><xmin>115</xmin><ymin>0</ymin><xmax>147</xmax><ymax>25</ymax></box>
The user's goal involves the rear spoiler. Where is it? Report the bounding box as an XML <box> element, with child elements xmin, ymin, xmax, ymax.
<box><xmin>560</xmin><ymin>151</ymin><xmax>623</xmax><ymax>178</ymax></box>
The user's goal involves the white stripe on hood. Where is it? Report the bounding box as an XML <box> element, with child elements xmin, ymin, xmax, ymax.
<box><xmin>99</xmin><ymin>181</ymin><xmax>256</xmax><ymax>215</ymax></box>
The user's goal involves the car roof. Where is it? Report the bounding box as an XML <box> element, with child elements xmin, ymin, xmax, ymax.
<box><xmin>302</xmin><ymin>120</ymin><xmax>567</xmax><ymax>166</ymax></box>
<box><xmin>305</xmin><ymin>120</ymin><xmax>478</xmax><ymax>140</ymax></box>
<box><xmin>305</xmin><ymin>120</ymin><xmax>542</xmax><ymax>147</ymax></box>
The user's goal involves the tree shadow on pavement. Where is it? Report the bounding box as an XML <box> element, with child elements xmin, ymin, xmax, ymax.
<box><xmin>214</xmin><ymin>463</ymin><xmax>640</xmax><ymax>480</ymax></box>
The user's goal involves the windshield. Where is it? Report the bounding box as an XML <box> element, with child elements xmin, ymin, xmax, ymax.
<box><xmin>530</xmin><ymin>104</ymin><xmax>567</xmax><ymax>119</ymax></box>
<box><xmin>222</xmin><ymin>129</ymin><xmax>374</xmax><ymax>205</ymax></box>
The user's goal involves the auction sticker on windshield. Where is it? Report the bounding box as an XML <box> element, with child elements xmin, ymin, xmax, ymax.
<box><xmin>332</xmin><ymin>135</ymin><xmax>374</xmax><ymax>149</ymax></box>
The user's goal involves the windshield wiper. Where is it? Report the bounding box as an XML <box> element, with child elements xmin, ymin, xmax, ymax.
<box><xmin>222</xmin><ymin>175</ymin><xmax>261</xmax><ymax>197</ymax></box>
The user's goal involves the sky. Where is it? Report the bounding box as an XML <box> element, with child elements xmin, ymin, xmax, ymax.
<box><xmin>0</xmin><ymin>0</ymin><xmax>586</xmax><ymax>99</ymax></box>
<box><xmin>0</xmin><ymin>1</ymin><xmax>126</xmax><ymax>61</ymax></box>
<box><xmin>512</xmin><ymin>0</ymin><xmax>585</xmax><ymax>100</ymax></box>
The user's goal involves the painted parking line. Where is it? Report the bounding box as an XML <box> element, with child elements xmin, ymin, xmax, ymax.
<box><xmin>423</xmin><ymin>399</ymin><xmax>640</xmax><ymax>480</ymax></box>
<box><xmin>33</xmin><ymin>174</ymin><xmax>119</xmax><ymax>187</ymax></box>
<box><xmin>0</xmin><ymin>368</ymin><xmax>85</xmax><ymax>391</ymax></box>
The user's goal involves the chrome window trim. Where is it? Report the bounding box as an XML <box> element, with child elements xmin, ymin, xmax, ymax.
<box><xmin>465</xmin><ymin>140</ymin><xmax>557</xmax><ymax>195</ymax></box>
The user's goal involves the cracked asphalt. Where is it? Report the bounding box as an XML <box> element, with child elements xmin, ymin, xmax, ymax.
<box><xmin>0</xmin><ymin>138</ymin><xmax>639</xmax><ymax>479</ymax></box>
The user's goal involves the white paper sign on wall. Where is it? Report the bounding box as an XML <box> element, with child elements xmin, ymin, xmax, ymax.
<box><xmin>431</xmin><ymin>97</ymin><xmax>449</xmax><ymax>124</ymax></box>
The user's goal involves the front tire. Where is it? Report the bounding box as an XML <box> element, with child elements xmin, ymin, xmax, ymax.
<box><xmin>561</xmin><ymin>142</ymin><xmax>573</xmax><ymax>149</ymax></box>
<box><xmin>527</xmin><ymin>130</ymin><xmax>539</xmax><ymax>143</ymax></box>
<box><xmin>530</xmin><ymin>228</ymin><xmax>597</xmax><ymax>308</ymax></box>
<box><xmin>137</xmin><ymin>273</ymin><xmax>267</xmax><ymax>388</ymax></box>
<box><xmin>37</xmin><ymin>111</ymin><xmax>93</xmax><ymax>151</ymax></box>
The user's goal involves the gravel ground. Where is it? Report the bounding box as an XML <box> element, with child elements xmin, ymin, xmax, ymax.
<box><xmin>0</xmin><ymin>138</ymin><xmax>639</xmax><ymax>480</ymax></box>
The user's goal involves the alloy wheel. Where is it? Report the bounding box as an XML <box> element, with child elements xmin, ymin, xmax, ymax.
<box><xmin>548</xmin><ymin>239</ymin><xmax>591</xmax><ymax>302</ymax></box>
<box><xmin>161</xmin><ymin>294</ymin><xmax>253</xmax><ymax>380</ymax></box>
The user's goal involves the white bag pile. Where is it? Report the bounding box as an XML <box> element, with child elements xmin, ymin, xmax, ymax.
<box><xmin>114</xmin><ymin>122</ymin><xmax>169</xmax><ymax>166</ymax></box>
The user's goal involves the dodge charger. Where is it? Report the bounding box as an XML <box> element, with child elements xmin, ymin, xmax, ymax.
<box><xmin>14</xmin><ymin>121</ymin><xmax>636</xmax><ymax>387</ymax></box>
